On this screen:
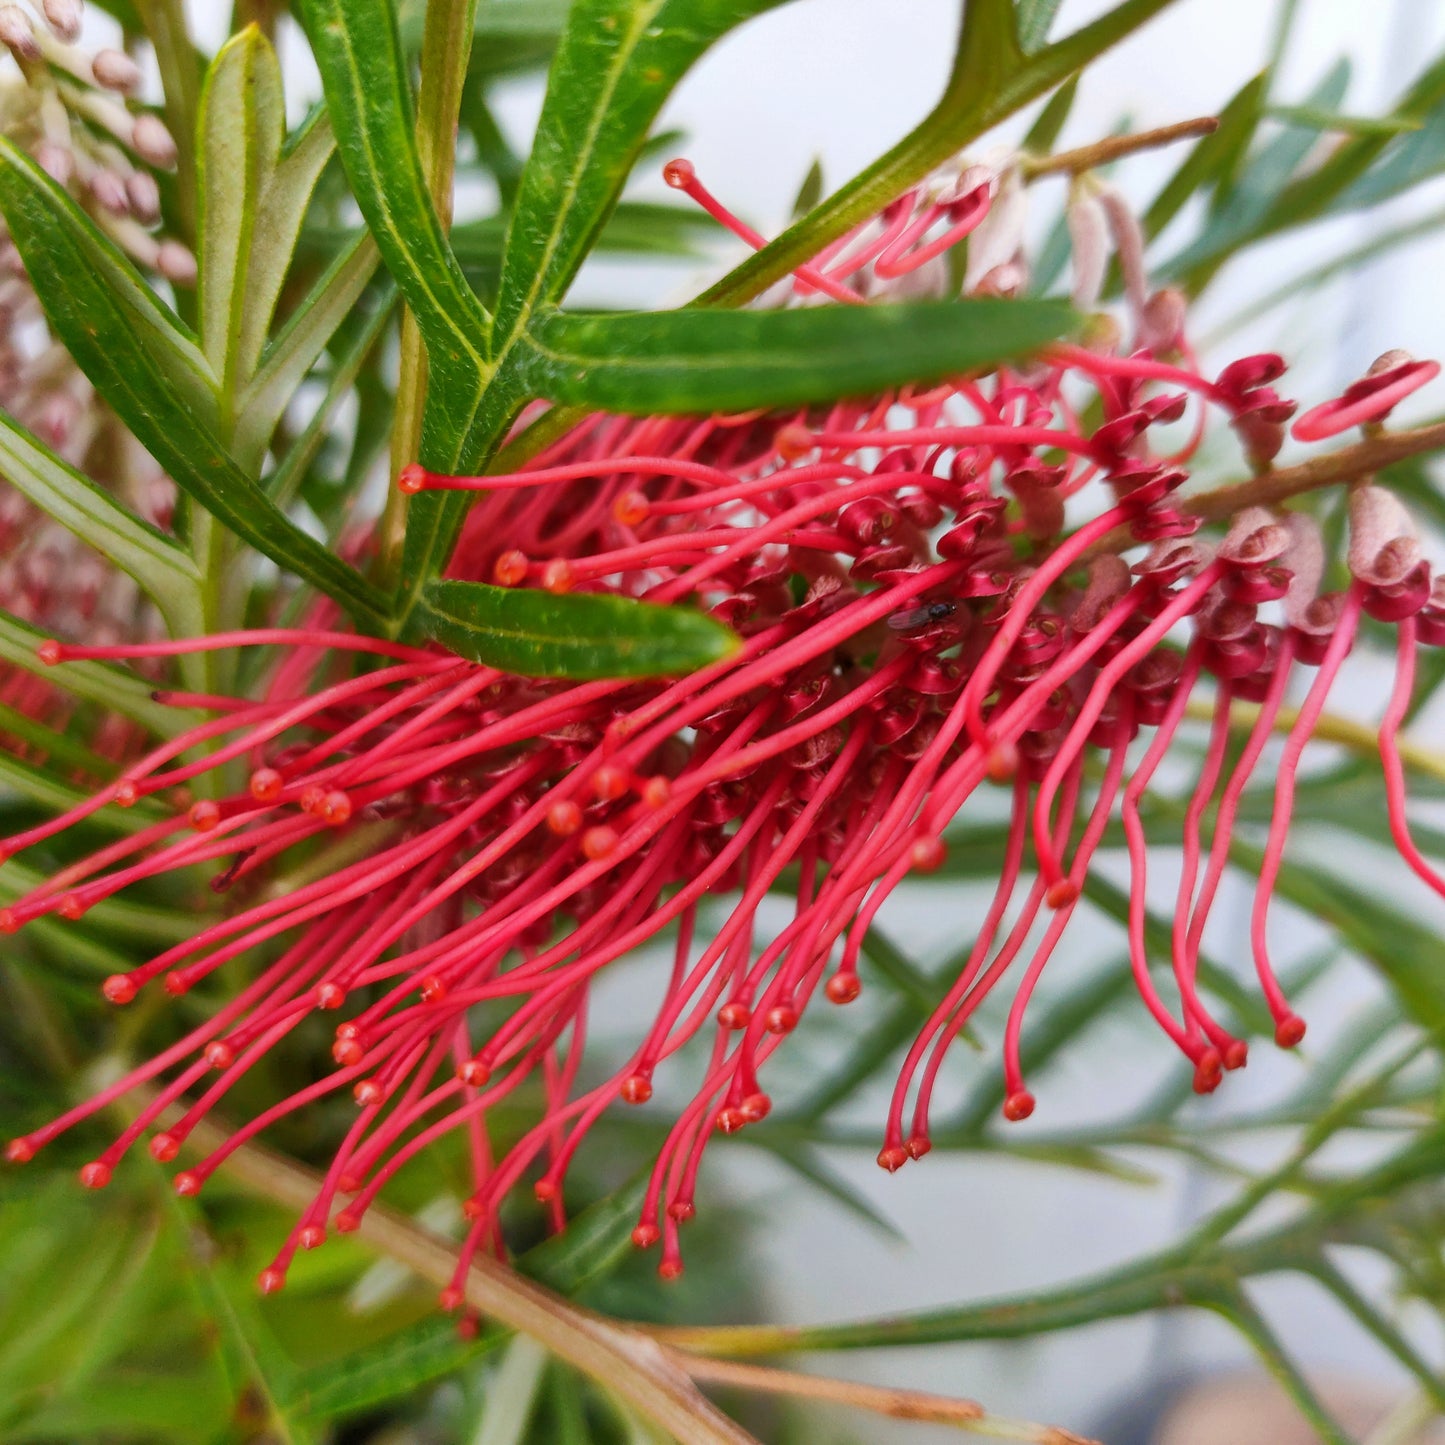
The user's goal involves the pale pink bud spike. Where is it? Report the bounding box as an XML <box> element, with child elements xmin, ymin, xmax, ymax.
<box><xmin>124</xmin><ymin>170</ymin><xmax>160</xmax><ymax>224</ymax></box>
<box><xmin>1347</xmin><ymin>484</ymin><xmax>1421</xmax><ymax>588</ymax></box>
<box><xmin>1065</xmin><ymin>185</ymin><xmax>1108</xmax><ymax>312</ymax></box>
<box><xmin>1279</xmin><ymin>512</ymin><xmax>1325</xmax><ymax>629</ymax></box>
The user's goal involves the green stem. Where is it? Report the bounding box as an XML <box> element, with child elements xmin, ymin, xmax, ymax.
<box><xmin>379</xmin><ymin>0</ymin><xmax>481</xmax><ymax>593</ymax></box>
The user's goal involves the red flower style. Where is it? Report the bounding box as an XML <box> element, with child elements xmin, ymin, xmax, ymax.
<box><xmin>5</xmin><ymin>166</ymin><xmax>1445</xmax><ymax>1303</ymax></box>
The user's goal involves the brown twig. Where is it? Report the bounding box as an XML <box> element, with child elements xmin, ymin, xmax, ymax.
<box><xmin>1024</xmin><ymin>116</ymin><xmax>1219</xmax><ymax>177</ymax></box>
<box><xmin>193</xmin><ymin>1121</ymin><xmax>759</xmax><ymax>1445</ymax></box>
<box><xmin>1081</xmin><ymin>420</ymin><xmax>1445</xmax><ymax>561</ymax></box>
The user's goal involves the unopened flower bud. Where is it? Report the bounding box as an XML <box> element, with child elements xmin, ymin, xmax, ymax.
<box><xmin>92</xmin><ymin>48</ymin><xmax>142</xmax><ymax>94</ymax></box>
<box><xmin>1066</xmin><ymin>187</ymin><xmax>1108</xmax><ymax>311</ymax></box>
<box><xmin>1348</xmin><ymin>484</ymin><xmax>1421</xmax><ymax>588</ymax></box>
<box><xmin>0</xmin><ymin>6</ymin><xmax>41</xmax><ymax>62</ymax></box>
<box><xmin>41</xmin><ymin>0</ymin><xmax>83</xmax><ymax>42</ymax></box>
<box><xmin>130</xmin><ymin>114</ymin><xmax>178</xmax><ymax>170</ymax></box>
<box><xmin>124</xmin><ymin>170</ymin><xmax>160</xmax><ymax>224</ymax></box>
<box><xmin>156</xmin><ymin>240</ymin><xmax>197</xmax><ymax>286</ymax></box>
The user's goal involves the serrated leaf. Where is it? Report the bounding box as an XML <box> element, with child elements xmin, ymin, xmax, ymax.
<box><xmin>520</xmin><ymin>297</ymin><xmax>1075</xmax><ymax>414</ymax></box>
<box><xmin>0</xmin><ymin>140</ymin><xmax>390</xmax><ymax>624</ymax></box>
<box><xmin>0</xmin><ymin>408</ymin><xmax>201</xmax><ymax>628</ymax></box>
<box><xmin>415</xmin><ymin>579</ymin><xmax>739</xmax><ymax>679</ymax></box>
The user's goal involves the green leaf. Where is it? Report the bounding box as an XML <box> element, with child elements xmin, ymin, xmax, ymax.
<box><xmin>520</xmin><ymin>297</ymin><xmax>1075</xmax><ymax>414</ymax></box>
<box><xmin>490</xmin><ymin>0</ymin><xmax>796</xmax><ymax>347</ymax></box>
<box><xmin>414</xmin><ymin>579</ymin><xmax>739</xmax><ymax>679</ymax></box>
<box><xmin>235</xmin><ymin>232</ymin><xmax>382</xmax><ymax>471</ymax></box>
<box><xmin>1015</xmin><ymin>0</ymin><xmax>1062</xmax><ymax>55</ymax></box>
<box><xmin>1264</xmin><ymin>104</ymin><xmax>1423</xmax><ymax>136</ymax></box>
<box><xmin>0</xmin><ymin>408</ymin><xmax>201</xmax><ymax>628</ymax></box>
<box><xmin>294</xmin><ymin>0</ymin><xmax>492</xmax><ymax>363</ymax></box>
<box><xmin>1021</xmin><ymin>73</ymin><xmax>1079</xmax><ymax>153</ymax></box>
<box><xmin>0</xmin><ymin>139</ymin><xmax>390</xmax><ymax>624</ymax></box>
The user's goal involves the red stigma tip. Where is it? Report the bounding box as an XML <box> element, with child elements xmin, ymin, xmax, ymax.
<box><xmin>298</xmin><ymin>784</ymin><xmax>325</xmax><ymax>814</ymax></box>
<box><xmin>592</xmin><ymin>764</ymin><xmax>629</xmax><ymax>802</ymax></box>
<box><xmin>457</xmin><ymin>1059</ymin><xmax>490</xmax><ymax>1087</ymax></box>
<box><xmin>461</xmin><ymin>1195</ymin><xmax>485</xmax><ymax>1219</ymax></box>
<box><xmin>189</xmin><ymin>799</ymin><xmax>220</xmax><ymax>831</ymax></box>
<box><xmin>909</xmin><ymin>836</ymin><xmax>947</xmax><ymax>873</ymax></box>
<box><xmin>613</xmin><ymin>490</ymin><xmax>650</xmax><ymax>526</ymax></box>
<box><xmin>493</xmin><ymin>549</ymin><xmax>529</xmax><ymax>587</ymax></box>
<box><xmin>6</xmin><ymin>1138</ymin><xmax>35</xmax><ymax>1164</ymax></box>
<box><xmin>906</xmin><ymin>1136</ymin><xmax>932</xmax><ymax>1159</ymax></box>
<box><xmin>661</xmin><ymin>157</ymin><xmax>695</xmax><ymax>189</ymax></box>
<box><xmin>631</xmin><ymin>1223</ymin><xmax>660</xmax><ymax>1249</ymax></box>
<box><xmin>174</xmin><ymin>1170</ymin><xmax>201</xmax><ymax>1196</ymax></box>
<box><xmin>985</xmin><ymin>743</ymin><xmax>1018</xmax><ymax>783</ymax></box>
<box><xmin>717</xmin><ymin>1001</ymin><xmax>751</xmax><ymax>1030</ymax></box>
<box><xmin>774</xmin><ymin>423</ymin><xmax>814</xmax><ymax>461</ymax></box>
<box><xmin>877</xmin><ymin>1144</ymin><xmax>909</xmax><ymax>1172</ymax></box>
<box><xmin>257</xmin><ymin>1267</ymin><xmax>286</xmax><ymax>1295</ymax></box>
<box><xmin>765</xmin><ymin>1004</ymin><xmax>798</xmax><ymax>1034</ymax></box>
<box><xmin>102</xmin><ymin>974</ymin><xmax>137</xmax><ymax>1005</ymax></box>
<box><xmin>668</xmin><ymin>1199</ymin><xmax>697</xmax><ymax>1222</ymax></box>
<box><xmin>456</xmin><ymin>1314</ymin><xmax>480</xmax><ymax>1342</ymax></box>
<box><xmin>825</xmin><ymin>972</ymin><xmax>861</xmax><ymax>1004</ymax></box>
<box><xmin>534</xmin><ymin>1178</ymin><xmax>557</xmax><ymax>1203</ymax></box>
<box><xmin>57</xmin><ymin>893</ymin><xmax>83</xmax><ymax>920</ymax></box>
<box><xmin>397</xmin><ymin>462</ymin><xmax>428</xmax><ymax>494</ymax></box>
<box><xmin>319</xmin><ymin>790</ymin><xmax>352</xmax><ymax>826</ymax></box>
<box><xmin>438</xmin><ymin>1286</ymin><xmax>463</xmax><ymax>1312</ymax></box>
<box><xmin>739</xmin><ymin>1092</ymin><xmax>771</xmax><ymax>1123</ymax></box>
<box><xmin>299</xmin><ymin>1224</ymin><xmax>326</xmax><ymax>1250</ymax></box>
<box><xmin>316</xmin><ymin>982</ymin><xmax>345</xmax><ymax>1009</ymax></box>
<box><xmin>353</xmin><ymin>1079</ymin><xmax>384</xmax><ymax>1107</ymax></box>
<box><xmin>419</xmin><ymin>974</ymin><xmax>447</xmax><ymax>1003</ymax></box>
<box><xmin>657</xmin><ymin>1258</ymin><xmax>685</xmax><ymax>1281</ymax></box>
<box><xmin>1223</xmin><ymin>1040</ymin><xmax>1249</xmax><ymax>1071</ymax></box>
<box><xmin>163</xmin><ymin>971</ymin><xmax>191</xmax><ymax>997</ymax></box>
<box><xmin>1275</xmin><ymin>1014</ymin><xmax>1307</xmax><ymax>1048</ymax></box>
<box><xmin>547</xmin><ymin>799</ymin><xmax>583</xmax><ymax>835</ymax></box>
<box><xmin>1002</xmin><ymin>1090</ymin><xmax>1036</xmax><ymax>1122</ymax></box>
<box><xmin>715</xmin><ymin>1106</ymin><xmax>746</xmax><ymax>1133</ymax></box>
<box><xmin>1045</xmin><ymin>878</ymin><xmax>1079</xmax><ymax>910</ymax></box>
<box><xmin>332</xmin><ymin>1037</ymin><xmax>364</xmax><ymax>1067</ymax></box>
<box><xmin>641</xmin><ymin>775</ymin><xmax>671</xmax><ymax>808</ymax></box>
<box><xmin>204</xmin><ymin>1041</ymin><xmax>235</xmax><ymax>1069</ymax></box>
<box><xmin>581</xmin><ymin>825</ymin><xmax>619</xmax><ymax>861</ymax></box>
<box><xmin>249</xmin><ymin>767</ymin><xmax>283</xmax><ymax>803</ymax></box>
<box><xmin>36</xmin><ymin>639</ymin><xmax>63</xmax><ymax>665</ymax></box>
<box><xmin>149</xmin><ymin>1133</ymin><xmax>179</xmax><ymax>1162</ymax></box>
<box><xmin>619</xmin><ymin>1073</ymin><xmax>653</xmax><ymax>1104</ymax></box>
<box><xmin>114</xmin><ymin>781</ymin><xmax>139</xmax><ymax>807</ymax></box>
<box><xmin>79</xmin><ymin>1160</ymin><xmax>112</xmax><ymax>1189</ymax></box>
<box><xmin>541</xmin><ymin>559</ymin><xmax>575</xmax><ymax>594</ymax></box>
<box><xmin>335</xmin><ymin>1209</ymin><xmax>361</xmax><ymax>1233</ymax></box>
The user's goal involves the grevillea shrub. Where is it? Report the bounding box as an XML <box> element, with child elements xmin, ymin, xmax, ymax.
<box><xmin>2</xmin><ymin>2</ymin><xmax>1445</xmax><ymax>1442</ymax></box>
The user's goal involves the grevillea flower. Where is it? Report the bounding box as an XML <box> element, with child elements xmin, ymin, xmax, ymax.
<box><xmin>6</xmin><ymin>157</ymin><xmax>1445</xmax><ymax>1305</ymax></box>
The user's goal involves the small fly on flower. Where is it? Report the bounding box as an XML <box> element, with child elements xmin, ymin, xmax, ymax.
<box><xmin>887</xmin><ymin>600</ymin><xmax>959</xmax><ymax>632</ymax></box>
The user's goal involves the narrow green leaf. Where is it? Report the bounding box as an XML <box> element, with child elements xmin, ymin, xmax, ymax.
<box><xmin>1021</xmin><ymin>73</ymin><xmax>1079</xmax><ymax>154</ymax></box>
<box><xmin>415</xmin><ymin>579</ymin><xmax>739</xmax><ymax>679</ymax></box>
<box><xmin>235</xmin><ymin>232</ymin><xmax>382</xmax><ymax>471</ymax></box>
<box><xmin>0</xmin><ymin>143</ymin><xmax>217</xmax><ymax>426</ymax></box>
<box><xmin>1264</xmin><ymin>104</ymin><xmax>1423</xmax><ymax>136</ymax></box>
<box><xmin>0</xmin><ymin>140</ymin><xmax>390</xmax><ymax>623</ymax></box>
<box><xmin>520</xmin><ymin>1175</ymin><xmax>647</xmax><ymax>1295</ymax></box>
<box><xmin>0</xmin><ymin>408</ymin><xmax>201</xmax><ymax>625</ymax></box>
<box><xmin>294</xmin><ymin>0</ymin><xmax>492</xmax><ymax>363</ymax></box>
<box><xmin>520</xmin><ymin>297</ymin><xmax>1075</xmax><ymax>414</ymax></box>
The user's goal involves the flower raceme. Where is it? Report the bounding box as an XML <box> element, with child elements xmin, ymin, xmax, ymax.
<box><xmin>4</xmin><ymin>156</ymin><xmax>1445</xmax><ymax>1302</ymax></box>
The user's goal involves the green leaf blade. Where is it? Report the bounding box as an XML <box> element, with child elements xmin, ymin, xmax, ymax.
<box><xmin>416</xmin><ymin>579</ymin><xmax>739</xmax><ymax>679</ymax></box>
<box><xmin>520</xmin><ymin>297</ymin><xmax>1075</xmax><ymax>414</ymax></box>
